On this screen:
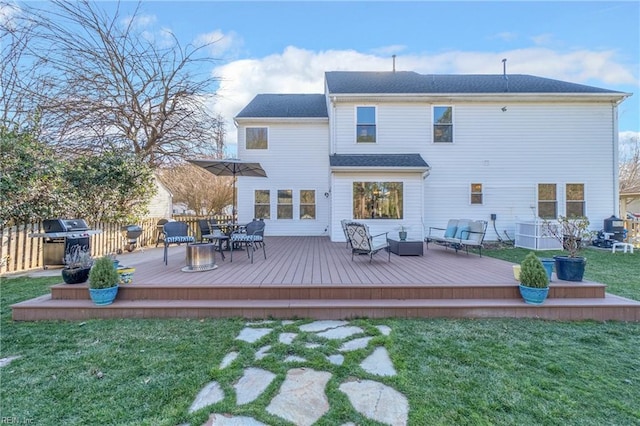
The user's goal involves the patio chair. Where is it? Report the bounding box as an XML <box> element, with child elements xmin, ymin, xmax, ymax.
<box><xmin>229</xmin><ymin>219</ymin><xmax>266</xmax><ymax>263</ymax></box>
<box><xmin>341</xmin><ymin>219</ymin><xmax>352</xmax><ymax>248</ymax></box>
<box><xmin>345</xmin><ymin>222</ymin><xmax>390</xmax><ymax>262</ymax></box>
<box><xmin>162</xmin><ymin>221</ymin><xmax>195</xmax><ymax>265</ymax></box>
<box><xmin>155</xmin><ymin>218</ymin><xmax>170</xmax><ymax>247</ymax></box>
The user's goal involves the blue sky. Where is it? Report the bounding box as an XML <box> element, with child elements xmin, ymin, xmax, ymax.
<box><xmin>7</xmin><ymin>1</ymin><xmax>640</xmax><ymax>153</ymax></box>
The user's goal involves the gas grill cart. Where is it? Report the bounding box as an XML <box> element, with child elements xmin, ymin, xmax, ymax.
<box><xmin>29</xmin><ymin>219</ymin><xmax>102</xmax><ymax>269</ymax></box>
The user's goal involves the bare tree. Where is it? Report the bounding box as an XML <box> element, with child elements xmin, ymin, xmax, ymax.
<box><xmin>9</xmin><ymin>0</ymin><xmax>223</xmax><ymax>166</ymax></box>
<box><xmin>620</xmin><ymin>135</ymin><xmax>639</xmax><ymax>193</ymax></box>
<box><xmin>157</xmin><ymin>163</ymin><xmax>234</xmax><ymax>216</ymax></box>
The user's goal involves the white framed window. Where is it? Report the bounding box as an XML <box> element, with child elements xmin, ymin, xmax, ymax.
<box><xmin>538</xmin><ymin>183</ymin><xmax>557</xmax><ymax>219</ymax></box>
<box><xmin>277</xmin><ymin>190</ymin><xmax>293</xmax><ymax>219</ymax></box>
<box><xmin>566</xmin><ymin>183</ymin><xmax>585</xmax><ymax>217</ymax></box>
<box><xmin>254</xmin><ymin>190</ymin><xmax>270</xmax><ymax>219</ymax></box>
<box><xmin>352</xmin><ymin>182</ymin><xmax>403</xmax><ymax>219</ymax></box>
<box><xmin>300</xmin><ymin>190</ymin><xmax>316</xmax><ymax>219</ymax></box>
<box><xmin>470</xmin><ymin>183</ymin><xmax>483</xmax><ymax>205</ymax></box>
<box><xmin>433</xmin><ymin>106</ymin><xmax>453</xmax><ymax>143</ymax></box>
<box><xmin>246</xmin><ymin>127</ymin><xmax>268</xmax><ymax>150</ymax></box>
<box><xmin>356</xmin><ymin>106</ymin><xmax>376</xmax><ymax>143</ymax></box>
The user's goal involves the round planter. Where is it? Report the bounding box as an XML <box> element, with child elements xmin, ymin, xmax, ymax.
<box><xmin>539</xmin><ymin>258</ymin><xmax>554</xmax><ymax>282</ymax></box>
<box><xmin>519</xmin><ymin>284</ymin><xmax>549</xmax><ymax>305</ymax></box>
<box><xmin>88</xmin><ymin>285</ymin><xmax>119</xmax><ymax>306</ymax></box>
<box><xmin>117</xmin><ymin>267</ymin><xmax>135</xmax><ymax>285</ymax></box>
<box><xmin>554</xmin><ymin>256</ymin><xmax>586</xmax><ymax>282</ymax></box>
<box><xmin>61</xmin><ymin>267</ymin><xmax>90</xmax><ymax>284</ymax></box>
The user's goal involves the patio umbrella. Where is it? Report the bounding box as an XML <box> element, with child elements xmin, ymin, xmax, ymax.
<box><xmin>188</xmin><ymin>159</ymin><xmax>267</xmax><ymax>223</ymax></box>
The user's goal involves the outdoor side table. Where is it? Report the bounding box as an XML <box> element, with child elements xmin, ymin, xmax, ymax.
<box><xmin>202</xmin><ymin>233</ymin><xmax>230</xmax><ymax>260</ymax></box>
<box><xmin>387</xmin><ymin>238</ymin><xmax>424</xmax><ymax>256</ymax></box>
<box><xmin>181</xmin><ymin>242</ymin><xmax>218</xmax><ymax>272</ymax></box>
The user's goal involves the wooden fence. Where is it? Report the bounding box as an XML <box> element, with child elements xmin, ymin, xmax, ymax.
<box><xmin>0</xmin><ymin>215</ymin><xmax>233</xmax><ymax>275</ymax></box>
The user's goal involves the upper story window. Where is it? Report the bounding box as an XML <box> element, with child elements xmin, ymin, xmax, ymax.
<box><xmin>566</xmin><ymin>184</ymin><xmax>585</xmax><ymax>217</ymax></box>
<box><xmin>356</xmin><ymin>106</ymin><xmax>376</xmax><ymax>143</ymax></box>
<box><xmin>433</xmin><ymin>106</ymin><xmax>453</xmax><ymax>143</ymax></box>
<box><xmin>470</xmin><ymin>183</ymin><xmax>483</xmax><ymax>205</ymax></box>
<box><xmin>246</xmin><ymin>127</ymin><xmax>268</xmax><ymax>150</ymax></box>
<box><xmin>538</xmin><ymin>183</ymin><xmax>557</xmax><ymax>219</ymax></box>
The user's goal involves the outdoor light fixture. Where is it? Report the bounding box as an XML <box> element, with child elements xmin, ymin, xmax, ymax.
<box><xmin>501</xmin><ymin>106</ymin><xmax>508</xmax><ymax>112</ymax></box>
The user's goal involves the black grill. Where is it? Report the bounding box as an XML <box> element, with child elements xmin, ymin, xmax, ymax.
<box><xmin>41</xmin><ymin>219</ymin><xmax>92</xmax><ymax>267</ymax></box>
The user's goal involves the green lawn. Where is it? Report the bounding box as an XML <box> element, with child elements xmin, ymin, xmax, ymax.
<box><xmin>1</xmin><ymin>249</ymin><xmax>639</xmax><ymax>425</ymax></box>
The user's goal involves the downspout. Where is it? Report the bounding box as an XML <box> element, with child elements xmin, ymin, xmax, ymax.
<box><xmin>612</xmin><ymin>101</ymin><xmax>620</xmax><ymax>216</ymax></box>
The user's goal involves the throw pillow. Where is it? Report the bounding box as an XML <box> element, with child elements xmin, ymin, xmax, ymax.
<box><xmin>444</xmin><ymin>225</ymin><xmax>457</xmax><ymax>238</ymax></box>
<box><xmin>455</xmin><ymin>226</ymin><xmax>470</xmax><ymax>239</ymax></box>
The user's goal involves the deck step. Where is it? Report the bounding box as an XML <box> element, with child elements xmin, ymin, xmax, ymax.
<box><xmin>12</xmin><ymin>294</ymin><xmax>640</xmax><ymax>321</ymax></box>
<box><xmin>49</xmin><ymin>282</ymin><xmax>608</xmax><ymax>301</ymax></box>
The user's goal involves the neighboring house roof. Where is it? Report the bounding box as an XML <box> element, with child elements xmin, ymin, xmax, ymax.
<box><xmin>330</xmin><ymin>154</ymin><xmax>430</xmax><ymax>170</ymax></box>
<box><xmin>325</xmin><ymin>71</ymin><xmax>626</xmax><ymax>95</ymax></box>
<box><xmin>236</xmin><ymin>94</ymin><xmax>328</xmax><ymax>118</ymax></box>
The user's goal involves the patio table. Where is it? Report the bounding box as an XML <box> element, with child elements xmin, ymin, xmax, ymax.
<box><xmin>202</xmin><ymin>233</ymin><xmax>230</xmax><ymax>260</ymax></box>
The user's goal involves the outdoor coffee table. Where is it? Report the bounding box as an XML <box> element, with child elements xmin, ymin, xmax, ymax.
<box><xmin>181</xmin><ymin>242</ymin><xmax>218</xmax><ymax>272</ymax></box>
<box><xmin>387</xmin><ymin>238</ymin><xmax>424</xmax><ymax>256</ymax></box>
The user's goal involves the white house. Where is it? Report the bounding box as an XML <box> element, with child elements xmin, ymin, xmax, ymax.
<box><xmin>234</xmin><ymin>71</ymin><xmax>631</xmax><ymax>242</ymax></box>
<box><xmin>145</xmin><ymin>175</ymin><xmax>173</xmax><ymax>219</ymax></box>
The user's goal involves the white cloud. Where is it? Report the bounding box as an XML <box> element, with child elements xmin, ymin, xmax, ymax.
<box><xmin>619</xmin><ymin>131</ymin><xmax>639</xmax><ymax>160</ymax></box>
<box><xmin>530</xmin><ymin>33</ymin><xmax>555</xmax><ymax>46</ymax></box>
<box><xmin>194</xmin><ymin>29</ymin><xmax>243</xmax><ymax>57</ymax></box>
<box><xmin>210</xmin><ymin>45</ymin><xmax>638</xmax><ymax>154</ymax></box>
<box><xmin>0</xmin><ymin>2</ymin><xmax>20</xmax><ymax>29</ymax></box>
<box><xmin>122</xmin><ymin>13</ymin><xmax>157</xmax><ymax>30</ymax></box>
<box><xmin>370</xmin><ymin>44</ymin><xmax>408</xmax><ymax>56</ymax></box>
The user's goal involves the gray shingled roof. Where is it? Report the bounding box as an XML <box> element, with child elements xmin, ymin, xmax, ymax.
<box><xmin>330</xmin><ymin>154</ymin><xmax>429</xmax><ymax>168</ymax></box>
<box><xmin>325</xmin><ymin>71</ymin><xmax>623</xmax><ymax>94</ymax></box>
<box><xmin>236</xmin><ymin>94</ymin><xmax>327</xmax><ymax>118</ymax></box>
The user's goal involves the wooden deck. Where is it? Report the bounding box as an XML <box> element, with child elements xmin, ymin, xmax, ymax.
<box><xmin>12</xmin><ymin>236</ymin><xmax>640</xmax><ymax>321</ymax></box>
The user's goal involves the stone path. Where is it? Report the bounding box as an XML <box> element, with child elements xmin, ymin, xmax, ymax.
<box><xmin>188</xmin><ymin>319</ymin><xmax>409</xmax><ymax>426</ymax></box>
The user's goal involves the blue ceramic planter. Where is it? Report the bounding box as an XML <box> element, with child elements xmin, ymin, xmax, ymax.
<box><xmin>89</xmin><ymin>285</ymin><xmax>119</xmax><ymax>306</ymax></box>
<box><xmin>519</xmin><ymin>284</ymin><xmax>549</xmax><ymax>305</ymax></box>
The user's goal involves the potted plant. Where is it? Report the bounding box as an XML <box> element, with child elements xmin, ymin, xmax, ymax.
<box><xmin>518</xmin><ymin>252</ymin><xmax>550</xmax><ymax>305</ymax></box>
<box><xmin>397</xmin><ymin>225</ymin><xmax>408</xmax><ymax>241</ymax></box>
<box><xmin>543</xmin><ymin>216</ymin><xmax>590</xmax><ymax>281</ymax></box>
<box><xmin>61</xmin><ymin>246</ymin><xmax>93</xmax><ymax>284</ymax></box>
<box><xmin>88</xmin><ymin>255</ymin><xmax>120</xmax><ymax>305</ymax></box>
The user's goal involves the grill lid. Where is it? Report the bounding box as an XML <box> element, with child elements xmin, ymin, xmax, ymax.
<box><xmin>43</xmin><ymin>219</ymin><xmax>90</xmax><ymax>233</ymax></box>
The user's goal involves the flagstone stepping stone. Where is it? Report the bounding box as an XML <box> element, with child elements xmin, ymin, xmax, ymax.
<box><xmin>246</xmin><ymin>320</ymin><xmax>275</xmax><ymax>326</ymax></box>
<box><xmin>234</xmin><ymin>368</ymin><xmax>276</xmax><ymax>405</ymax></box>
<box><xmin>299</xmin><ymin>320</ymin><xmax>348</xmax><ymax>332</ymax></box>
<box><xmin>255</xmin><ymin>345</ymin><xmax>271</xmax><ymax>360</ymax></box>
<box><xmin>317</xmin><ymin>325</ymin><xmax>363</xmax><ymax>340</ymax></box>
<box><xmin>189</xmin><ymin>381</ymin><xmax>224</xmax><ymax>413</ymax></box>
<box><xmin>219</xmin><ymin>351</ymin><xmax>238</xmax><ymax>369</ymax></box>
<box><xmin>236</xmin><ymin>327</ymin><xmax>272</xmax><ymax>343</ymax></box>
<box><xmin>0</xmin><ymin>355</ymin><xmax>21</xmax><ymax>368</ymax></box>
<box><xmin>361</xmin><ymin>347</ymin><xmax>396</xmax><ymax>376</ymax></box>
<box><xmin>339</xmin><ymin>379</ymin><xmax>409</xmax><ymax>426</ymax></box>
<box><xmin>284</xmin><ymin>355</ymin><xmax>306</xmax><ymax>362</ymax></box>
<box><xmin>339</xmin><ymin>336</ymin><xmax>372</xmax><ymax>352</ymax></box>
<box><xmin>278</xmin><ymin>332</ymin><xmax>297</xmax><ymax>344</ymax></box>
<box><xmin>327</xmin><ymin>354</ymin><xmax>344</xmax><ymax>365</ymax></box>
<box><xmin>305</xmin><ymin>343</ymin><xmax>321</xmax><ymax>349</ymax></box>
<box><xmin>203</xmin><ymin>413</ymin><xmax>267</xmax><ymax>426</ymax></box>
<box><xmin>376</xmin><ymin>325</ymin><xmax>392</xmax><ymax>336</ymax></box>
<box><xmin>266</xmin><ymin>368</ymin><xmax>331</xmax><ymax>426</ymax></box>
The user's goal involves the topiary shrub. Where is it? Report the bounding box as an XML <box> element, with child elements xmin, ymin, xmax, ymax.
<box><xmin>88</xmin><ymin>256</ymin><xmax>120</xmax><ymax>289</ymax></box>
<box><xmin>519</xmin><ymin>252</ymin><xmax>549</xmax><ymax>288</ymax></box>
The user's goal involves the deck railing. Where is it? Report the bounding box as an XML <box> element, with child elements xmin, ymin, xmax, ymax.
<box><xmin>0</xmin><ymin>215</ymin><xmax>233</xmax><ymax>275</ymax></box>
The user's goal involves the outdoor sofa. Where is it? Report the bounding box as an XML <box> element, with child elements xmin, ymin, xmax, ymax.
<box><xmin>425</xmin><ymin>219</ymin><xmax>488</xmax><ymax>257</ymax></box>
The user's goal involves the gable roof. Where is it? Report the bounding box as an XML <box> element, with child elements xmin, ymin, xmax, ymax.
<box><xmin>330</xmin><ymin>154</ymin><xmax>429</xmax><ymax>170</ymax></box>
<box><xmin>236</xmin><ymin>94</ymin><xmax>328</xmax><ymax>118</ymax></box>
<box><xmin>325</xmin><ymin>71</ymin><xmax>625</xmax><ymax>95</ymax></box>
